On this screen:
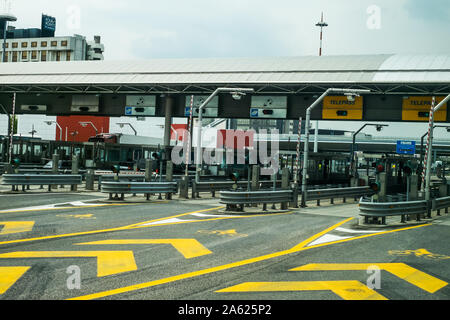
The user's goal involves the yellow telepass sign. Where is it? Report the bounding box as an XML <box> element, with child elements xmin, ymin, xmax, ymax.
<box><xmin>322</xmin><ymin>96</ymin><xmax>363</xmax><ymax>120</ymax></box>
<box><xmin>402</xmin><ymin>96</ymin><xmax>448</xmax><ymax>122</ymax></box>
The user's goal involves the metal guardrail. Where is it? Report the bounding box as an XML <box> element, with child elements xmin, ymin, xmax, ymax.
<box><xmin>2</xmin><ymin>174</ymin><xmax>82</xmax><ymax>192</ymax></box>
<box><xmin>220</xmin><ymin>190</ymin><xmax>293</xmax><ymax>212</ymax></box>
<box><xmin>98</xmin><ymin>175</ymin><xmax>147</xmax><ymax>191</ymax></box>
<box><xmin>359</xmin><ymin>198</ymin><xmax>428</xmax><ymax>224</ymax></box>
<box><xmin>306</xmin><ymin>186</ymin><xmax>374</xmax><ymax>206</ymax></box>
<box><xmin>192</xmin><ymin>180</ymin><xmax>283</xmax><ymax>198</ymax></box>
<box><xmin>432</xmin><ymin>196</ymin><xmax>450</xmax><ymax>215</ymax></box>
<box><xmin>101</xmin><ymin>181</ymin><xmax>178</xmax><ymax>200</ymax></box>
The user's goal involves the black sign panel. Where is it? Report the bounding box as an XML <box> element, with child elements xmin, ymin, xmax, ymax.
<box><xmin>41</xmin><ymin>15</ymin><xmax>56</xmax><ymax>37</ymax></box>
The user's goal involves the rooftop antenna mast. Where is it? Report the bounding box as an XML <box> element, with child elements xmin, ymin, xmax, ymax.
<box><xmin>313</xmin><ymin>12</ymin><xmax>328</xmax><ymax>153</ymax></box>
<box><xmin>316</xmin><ymin>12</ymin><xmax>328</xmax><ymax>57</ymax></box>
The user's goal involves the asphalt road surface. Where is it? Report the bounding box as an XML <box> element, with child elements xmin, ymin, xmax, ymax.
<box><xmin>0</xmin><ymin>191</ymin><xmax>449</xmax><ymax>302</ymax></box>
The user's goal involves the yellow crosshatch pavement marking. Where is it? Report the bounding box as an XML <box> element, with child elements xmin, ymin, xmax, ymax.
<box><xmin>0</xmin><ymin>267</ymin><xmax>30</xmax><ymax>295</ymax></box>
<box><xmin>68</xmin><ymin>219</ymin><xmax>432</xmax><ymax>300</ymax></box>
<box><xmin>0</xmin><ymin>221</ymin><xmax>35</xmax><ymax>235</ymax></box>
<box><xmin>0</xmin><ymin>206</ymin><xmax>225</xmax><ymax>246</ymax></box>
<box><xmin>0</xmin><ymin>251</ymin><xmax>138</xmax><ymax>277</ymax></box>
<box><xmin>292</xmin><ymin>263</ymin><xmax>448</xmax><ymax>293</ymax></box>
<box><xmin>76</xmin><ymin>239</ymin><xmax>213</xmax><ymax>259</ymax></box>
<box><xmin>216</xmin><ymin>281</ymin><xmax>388</xmax><ymax>300</ymax></box>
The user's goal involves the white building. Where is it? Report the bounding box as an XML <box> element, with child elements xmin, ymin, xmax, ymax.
<box><xmin>1</xmin><ymin>33</ymin><xmax>104</xmax><ymax>62</ymax></box>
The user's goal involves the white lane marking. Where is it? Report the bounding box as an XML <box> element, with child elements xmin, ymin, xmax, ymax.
<box><xmin>335</xmin><ymin>227</ymin><xmax>385</xmax><ymax>234</ymax></box>
<box><xmin>307</xmin><ymin>234</ymin><xmax>353</xmax><ymax>247</ymax></box>
<box><xmin>139</xmin><ymin>217</ymin><xmax>198</xmax><ymax>226</ymax></box>
<box><xmin>190</xmin><ymin>213</ymin><xmax>241</xmax><ymax>218</ymax></box>
<box><xmin>0</xmin><ymin>201</ymin><xmax>107</xmax><ymax>213</ymax></box>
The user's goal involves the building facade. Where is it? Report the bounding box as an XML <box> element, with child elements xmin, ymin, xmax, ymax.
<box><xmin>0</xmin><ymin>14</ymin><xmax>104</xmax><ymax>63</ymax></box>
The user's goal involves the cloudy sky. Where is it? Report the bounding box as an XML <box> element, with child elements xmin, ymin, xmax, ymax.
<box><xmin>3</xmin><ymin>0</ymin><xmax>450</xmax><ymax>139</ymax></box>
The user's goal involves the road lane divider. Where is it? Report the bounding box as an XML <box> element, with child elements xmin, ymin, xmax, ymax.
<box><xmin>0</xmin><ymin>267</ymin><xmax>30</xmax><ymax>295</ymax></box>
<box><xmin>75</xmin><ymin>239</ymin><xmax>213</xmax><ymax>259</ymax></box>
<box><xmin>0</xmin><ymin>251</ymin><xmax>137</xmax><ymax>278</ymax></box>
<box><xmin>291</xmin><ymin>263</ymin><xmax>448</xmax><ymax>294</ymax></box>
<box><xmin>0</xmin><ymin>221</ymin><xmax>35</xmax><ymax>235</ymax></box>
<box><xmin>216</xmin><ymin>280</ymin><xmax>388</xmax><ymax>300</ymax></box>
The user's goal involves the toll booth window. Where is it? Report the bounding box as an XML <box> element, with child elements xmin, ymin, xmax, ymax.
<box><xmin>33</xmin><ymin>145</ymin><xmax>42</xmax><ymax>156</ymax></box>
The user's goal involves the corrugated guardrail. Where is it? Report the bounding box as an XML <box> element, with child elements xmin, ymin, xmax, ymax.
<box><xmin>192</xmin><ymin>180</ymin><xmax>283</xmax><ymax>198</ymax></box>
<box><xmin>220</xmin><ymin>190</ymin><xmax>293</xmax><ymax>212</ymax></box>
<box><xmin>307</xmin><ymin>186</ymin><xmax>374</xmax><ymax>206</ymax></box>
<box><xmin>432</xmin><ymin>196</ymin><xmax>450</xmax><ymax>215</ymax></box>
<box><xmin>219</xmin><ymin>186</ymin><xmax>374</xmax><ymax>212</ymax></box>
<box><xmin>359</xmin><ymin>199</ymin><xmax>428</xmax><ymax>224</ymax></box>
<box><xmin>101</xmin><ymin>181</ymin><xmax>178</xmax><ymax>200</ymax></box>
<box><xmin>2</xmin><ymin>174</ymin><xmax>82</xmax><ymax>192</ymax></box>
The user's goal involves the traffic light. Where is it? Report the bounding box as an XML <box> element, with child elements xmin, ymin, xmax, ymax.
<box><xmin>152</xmin><ymin>152</ymin><xmax>161</xmax><ymax>160</ymax></box>
<box><xmin>369</xmin><ymin>181</ymin><xmax>381</xmax><ymax>193</ymax></box>
<box><xmin>111</xmin><ymin>165</ymin><xmax>120</xmax><ymax>174</ymax></box>
<box><xmin>402</xmin><ymin>160</ymin><xmax>417</xmax><ymax>176</ymax></box>
<box><xmin>376</xmin><ymin>164</ymin><xmax>385</xmax><ymax>173</ymax></box>
<box><xmin>230</xmin><ymin>172</ymin><xmax>240</xmax><ymax>182</ymax></box>
<box><xmin>12</xmin><ymin>158</ymin><xmax>20</xmax><ymax>168</ymax></box>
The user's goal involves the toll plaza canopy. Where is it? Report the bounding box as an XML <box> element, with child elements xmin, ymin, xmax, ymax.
<box><xmin>0</xmin><ymin>53</ymin><xmax>449</xmax><ymax>121</ymax></box>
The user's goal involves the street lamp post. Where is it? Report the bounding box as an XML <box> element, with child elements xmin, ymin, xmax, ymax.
<box><xmin>421</xmin><ymin>93</ymin><xmax>450</xmax><ymax>202</ymax></box>
<box><xmin>301</xmin><ymin>88</ymin><xmax>371</xmax><ymax>207</ymax></box>
<box><xmin>351</xmin><ymin>123</ymin><xmax>389</xmax><ymax>178</ymax></box>
<box><xmin>195</xmin><ymin>87</ymin><xmax>254</xmax><ymax>183</ymax></box>
<box><xmin>116</xmin><ymin>122</ymin><xmax>137</xmax><ymax>136</ymax></box>
<box><xmin>79</xmin><ymin>121</ymin><xmax>99</xmax><ymax>135</ymax></box>
<box><xmin>44</xmin><ymin>120</ymin><xmax>62</xmax><ymax>141</ymax></box>
<box><xmin>420</xmin><ymin>125</ymin><xmax>450</xmax><ymax>166</ymax></box>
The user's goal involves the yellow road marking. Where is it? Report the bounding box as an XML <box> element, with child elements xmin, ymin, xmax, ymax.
<box><xmin>216</xmin><ymin>281</ymin><xmax>388</xmax><ymax>300</ymax></box>
<box><xmin>76</xmin><ymin>239</ymin><xmax>213</xmax><ymax>259</ymax></box>
<box><xmin>388</xmin><ymin>249</ymin><xmax>450</xmax><ymax>260</ymax></box>
<box><xmin>0</xmin><ymin>267</ymin><xmax>30</xmax><ymax>294</ymax></box>
<box><xmin>56</xmin><ymin>214</ymin><xmax>96</xmax><ymax>220</ymax></box>
<box><xmin>0</xmin><ymin>221</ymin><xmax>35</xmax><ymax>235</ymax></box>
<box><xmin>291</xmin><ymin>263</ymin><xmax>448</xmax><ymax>294</ymax></box>
<box><xmin>0</xmin><ymin>251</ymin><xmax>137</xmax><ymax>277</ymax></box>
<box><xmin>0</xmin><ymin>206</ymin><xmax>225</xmax><ymax>246</ymax></box>
<box><xmin>69</xmin><ymin>220</ymin><xmax>431</xmax><ymax>300</ymax></box>
<box><xmin>197</xmin><ymin>229</ymin><xmax>248</xmax><ymax>237</ymax></box>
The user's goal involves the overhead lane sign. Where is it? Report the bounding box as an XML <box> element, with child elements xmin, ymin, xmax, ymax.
<box><xmin>185</xmin><ymin>96</ymin><xmax>219</xmax><ymax>117</ymax></box>
<box><xmin>322</xmin><ymin>96</ymin><xmax>363</xmax><ymax>120</ymax></box>
<box><xmin>250</xmin><ymin>96</ymin><xmax>287</xmax><ymax>119</ymax></box>
<box><xmin>125</xmin><ymin>95</ymin><xmax>156</xmax><ymax>116</ymax></box>
<box><xmin>402</xmin><ymin>96</ymin><xmax>447</xmax><ymax>122</ymax></box>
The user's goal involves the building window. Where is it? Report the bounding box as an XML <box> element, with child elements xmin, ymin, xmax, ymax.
<box><xmin>32</xmin><ymin>51</ymin><xmax>37</xmax><ymax>60</ymax></box>
<box><xmin>21</xmin><ymin>51</ymin><xmax>27</xmax><ymax>60</ymax></box>
<box><xmin>21</xmin><ymin>42</ymin><xmax>28</xmax><ymax>48</ymax></box>
<box><xmin>12</xmin><ymin>52</ymin><xmax>17</xmax><ymax>62</ymax></box>
<box><xmin>12</xmin><ymin>42</ymin><xmax>18</xmax><ymax>48</ymax></box>
<box><xmin>41</xmin><ymin>41</ymin><xmax>47</xmax><ymax>47</ymax></box>
<box><xmin>3</xmin><ymin>52</ymin><xmax>8</xmax><ymax>61</ymax></box>
<box><xmin>31</xmin><ymin>42</ymin><xmax>38</xmax><ymax>48</ymax></box>
<box><xmin>66</xmin><ymin>51</ymin><xmax>71</xmax><ymax>61</ymax></box>
<box><xmin>4</xmin><ymin>43</ymin><xmax>8</xmax><ymax>48</ymax></box>
<box><xmin>56</xmin><ymin>51</ymin><xmax>61</xmax><ymax>61</ymax></box>
<box><xmin>61</xmin><ymin>40</ymin><xmax>68</xmax><ymax>47</ymax></box>
<box><xmin>51</xmin><ymin>41</ymin><xmax>58</xmax><ymax>47</ymax></box>
<box><xmin>41</xmin><ymin>51</ymin><xmax>47</xmax><ymax>62</ymax></box>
